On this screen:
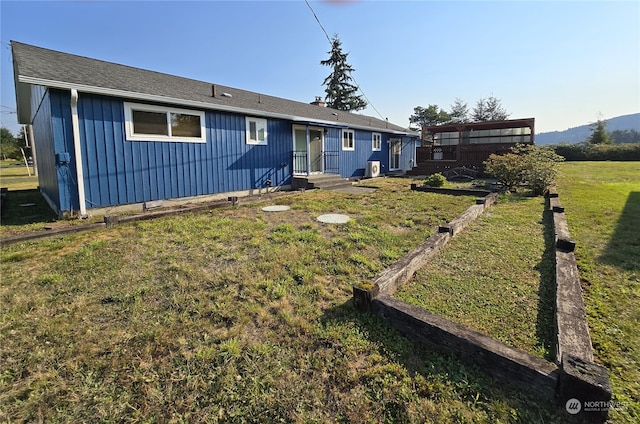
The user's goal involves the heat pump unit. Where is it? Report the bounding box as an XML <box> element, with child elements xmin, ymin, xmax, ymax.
<box><xmin>366</xmin><ymin>161</ymin><xmax>380</xmax><ymax>178</ymax></box>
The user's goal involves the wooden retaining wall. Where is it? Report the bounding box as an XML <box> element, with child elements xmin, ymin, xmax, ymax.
<box><xmin>354</xmin><ymin>185</ymin><xmax>612</xmax><ymax>422</ymax></box>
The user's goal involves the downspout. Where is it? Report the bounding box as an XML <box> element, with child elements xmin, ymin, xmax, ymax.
<box><xmin>70</xmin><ymin>89</ymin><xmax>87</xmax><ymax>217</ymax></box>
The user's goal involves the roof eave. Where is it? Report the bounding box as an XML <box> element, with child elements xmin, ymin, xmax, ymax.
<box><xmin>14</xmin><ymin>81</ymin><xmax>32</xmax><ymax>124</ymax></box>
<box><xmin>13</xmin><ymin>54</ymin><xmax>32</xmax><ymax>124</ymax></box>
<box><xmin>17</xmin><ymin>75</ymin><xmax>415</xmax><ymax>136</ymax></box>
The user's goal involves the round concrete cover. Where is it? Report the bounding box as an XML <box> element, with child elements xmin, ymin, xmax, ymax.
<box><xmin>261</xmin><ymin>205</ymin><xmax>291</xmax><ymax>212</ymax></box>
<box><xmin>317</xmin><ymin>213</ymin><xmax>350</xmax><ymax>224</ymax></box>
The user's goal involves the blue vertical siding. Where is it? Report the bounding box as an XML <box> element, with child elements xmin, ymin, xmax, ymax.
<box><xmin>332</xmin><ymin>129</ymin><xmax>386</xmax><ymax>178</ymax></box>
<box><xmin>48</xmin><ymin>89</ymin><xmax>78</xmax><ymax>212</ymax></box>
<box><xmin>371</xmin><ymin>133</ymin><xmax>390</xmax><ymax>173</ymax></box>
<box><xmin>71</xmin><ymin>94</ymin><xmax>293</xmax><ymax>209</ymax></box>
<box><xmin>40</xmin><ymin>90</ymin><xmax>413</xmax><ymax>212</ymax></box>
<box><xmin>323</xmin><ymin>127</ymin><xmax>402</xmax><ymax>178</ymax></box>
<box><xmin>32</xmin><ymin>88</ymin><xmax>60</xmax><ymax>211</ymax></box>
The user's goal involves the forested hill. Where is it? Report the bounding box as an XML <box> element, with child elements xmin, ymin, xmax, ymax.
<box><xmin>536</xmin><ymin>113</ymin><xmax>640</xmax><ymax>145</ymax></box>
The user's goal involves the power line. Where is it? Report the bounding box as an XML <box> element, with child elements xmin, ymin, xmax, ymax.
<box><xmin>348</xmin><ymin>72</ymin><xmax>384</xmax><ymax>120</ymax></box>
<box><xmin>304</xmin><ymin>0</ymin><xmax>385</xmax><ymax>121</ymax></box>
<box><xmin>304</xmin><ymin>0</ymin><xmax>331</xmax><ymax>44</ymax></box>
<box><xmin>1</xmin><ymin>105</ymin><xmax>16</xmax><ymax>113</ymax></box>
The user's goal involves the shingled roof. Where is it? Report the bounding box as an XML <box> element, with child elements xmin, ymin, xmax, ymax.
<box><xmin>12</xmin><ymin>41</ymin><xmax>414</xmax><ymax>135</ymax></box>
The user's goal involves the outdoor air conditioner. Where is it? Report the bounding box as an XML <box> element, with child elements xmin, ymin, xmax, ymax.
<box><xmin>366</xmin><ymin>161</ymin><xmax>381</xmax><ymax>178</ymax></box>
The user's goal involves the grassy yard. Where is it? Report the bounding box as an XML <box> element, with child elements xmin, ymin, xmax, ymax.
<box><xmin>556</xmin><ymin>162</ymin><xmax>639</xmax><ymax>422</ymax></box>
<box><xmin>0</xmin><ymin>159</ymin><xmax>58</xmax><ymax>234</ymax></box>
<box><xmin>394</xmin><ymin>194</ymin><xmax>555</xmax><ymax>361</ymax></box>
<box><xmin>397</xmin><ymin>162</ymin><xmax>640</xmax><ymax>422</ymax></box>
<box><xmin>0</xmin><ymin>159</ymin><xmax>37</xmax><ymax>191</ymax></box>
<box><xmin>0</xmin><ymin>178</ymin><xmax>577</xmax><ymax>423</ymax></box>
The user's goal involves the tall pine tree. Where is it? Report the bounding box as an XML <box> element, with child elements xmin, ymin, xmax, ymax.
<box><xmin>321</xmin><ymin>35</ymin><xmax>367</xmax><ymax>112</ymax></box>
<box><xmin>471</xmin><ymin>96</ymin><xmax>509</xmax><ymax>122</ymax></box>
<box><xmin>587</xmin><ymin>119</ymin><xmax>613</xmax><ymax>145</ymax></box>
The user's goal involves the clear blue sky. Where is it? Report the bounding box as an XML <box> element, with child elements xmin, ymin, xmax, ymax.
<box><xmin>1</xmin><ymin>0</ymin><xmax>639</xmax><ymax>135</ymax></box>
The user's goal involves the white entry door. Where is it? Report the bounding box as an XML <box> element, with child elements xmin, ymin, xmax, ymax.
<box><xmin>293</xmin><ymin>126</ymin><xmax>324</xmax><ymax>175</ymax></box>
<box><xmin>390</xmin><ymin>139</ymin><xmax>401</xmax><ymax>170</ymax></box>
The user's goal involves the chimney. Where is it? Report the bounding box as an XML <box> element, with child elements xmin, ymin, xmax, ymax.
<box><xmin>212</xmin><ymin>84</ymin><xmax>217</xmax><ymax>98</ymax></box>
<box><xmin>310</xmin><ymin>96</ymin><xmax>325</xmax><ymax>107</ymax></box>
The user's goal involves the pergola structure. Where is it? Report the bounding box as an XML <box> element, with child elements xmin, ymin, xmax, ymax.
<box><xmin>409</xmin><ymin>118</ymin><xmax>535</xmax><ymax>176</ymax></box>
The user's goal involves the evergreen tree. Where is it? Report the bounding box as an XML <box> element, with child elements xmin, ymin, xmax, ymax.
<box><xmin>587</xmin><ymin>119</ymin><xmax>613</xmax><ymax>144</ymax></box>
<box><xmin>321</xmin><ymin>35</ymin><xmax>367</xmax><ymax>112</ymax></box>
<box><xmin>448</xmin><ymin>98</ymin><xmax>470</xmax><ymax>124</ymax></box>
<box><xmin>472</xmin><ymin>96</ymin><xmax>509</xmax><ymax>122</ymax></box>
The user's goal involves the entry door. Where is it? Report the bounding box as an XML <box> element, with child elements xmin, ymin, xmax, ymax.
<box><xmin>293</xmin><ymin>126</ymin><xmax>324</xmax><ymax>175</ymax></box>
<box><xmin>309</xmin><ymin>130</ymin><xmax>323</xmax><ymax>173</ymax></box>
<box><xmin>294</xmin><ymin>128</ymin><xmax>307</xmax><ymax>174</ymax></box>
<box><xmin>390</xmin><ymin>139</ymin><xmax>401</xmax><ymax>170</ymax></box>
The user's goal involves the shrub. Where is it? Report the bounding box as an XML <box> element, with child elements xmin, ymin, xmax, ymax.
<box><xmin>484</xmin><ymin>144</ymin><xmax>564</xmax><ymax>195</ymax></box>
<box><xmin>483</xmin><ymin>152</ymin><xmax>526</xmax><ymax>192</ymax></box>
<box><xmin>423</xmin><ymin>173</ymin><xmax>446</xmax><ymax>187</ymax></box>
<box><xmin>520</xmin><ymin>145</ymin><xmax>565</xmax><ymax>195</ymax></box>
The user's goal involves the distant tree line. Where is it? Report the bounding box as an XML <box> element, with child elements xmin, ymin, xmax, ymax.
<box><xmin>409</xmin><ymin>96</ymin><xmax>510</xmax><ymax>129</ymax></box>
<box><xmin>553</xmin><ymin>143</ymin><xmax>640</xmax><ymax>161</ymax></box>
<box><xmin>552</xmin><ymin>119</ymin><xmax>640</xmax><ymax>161</ymax></box>
<box><xmin>567</xmin><ymin>119</ymin><xmax>640</xmax><ymax>145</ymax></box>
<box><xmin>0</xmin><ymin>126</ymin><xmax>31</xmax><ymax>160</ymax></box>
<box><xmin>610</xmin><ymin>129</ymin><xmax>640</xmax><ymax>144</ymax></box>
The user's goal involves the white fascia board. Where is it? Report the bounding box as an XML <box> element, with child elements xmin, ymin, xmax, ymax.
<box><xmin>18</xmin><ymin>75</ymin><xmax>414</xmax><ymax>136</ymax></box>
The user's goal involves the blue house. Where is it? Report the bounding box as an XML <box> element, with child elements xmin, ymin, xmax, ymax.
<box><xmin>11</xmin><ymin>41</ymin><xmax>418</xmax><ymax>216</ymax></box>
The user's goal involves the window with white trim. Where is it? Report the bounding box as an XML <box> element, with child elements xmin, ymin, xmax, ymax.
<box><xmin>342</xmin><ymin>129</ymin><xmax>355</xmax><ymax>151</ymax></box>
<box><xmin>124</xmin><ymin>102</ymin><xmax>206</xmax><ymax>143</ymax></box>
<box><xmin>246</xmin><ymin>117</ymin><xmax>267</xmax><ymax>145</ymax></box>
<box><xmin>372</xmin><ymin>132</ymin><xmax>382</xmax><ymax>151</ymax></box>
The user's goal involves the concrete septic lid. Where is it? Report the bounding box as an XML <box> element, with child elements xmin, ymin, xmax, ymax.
<box><xmin>261</xmin><ymin>205</ymin><xmax>291</xmax><ymax>212</ymax></box>
<box><xmin>317</xmin><ymin>213</ymin><xmax>351</xmax><ymax>224</ymax></box>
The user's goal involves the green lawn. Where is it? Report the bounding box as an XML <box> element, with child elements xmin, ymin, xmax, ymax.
<box><xmin>396</xmin><ymin>162</ymin><xmax>640</xmax><ymax>422</ymax></box>
<box><xmin>556</xmin><ymin>162</ymin><xmax>639</xmax><ymax>422</ymax></box>
<box><xmin>0</xmin><ymin>164</ymin><xmax>639</xmax><ymax>423</ymax></box>
<box><xmin>395</xmin><ymin>194</ymin><xmax>555</xmax><ymax>361</ymax></box>
<box><xmin>0</xmin><ymin>159</ymin><xmax>37</xmax><ymax>191</ymax></box>
<box><xmin>1</xmin><ymin>178</ymin><xmax>576</xmax><ymax>423</ymax></box>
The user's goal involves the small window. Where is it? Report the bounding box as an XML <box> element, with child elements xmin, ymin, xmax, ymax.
<box><xmin>124</xmin><ymin>102</ymin><xmax>205</xmax><ymax>143</ymax></box>
<box><xmin>246</xmin><ymin>117</ymin><xmax>267</xmax><ymax>145</ymax></box>
<box><xmin>342</xmin><ymin>129</ymin><xmax>355</xmax><ymax>151</ymax></box>
<box><xmin>372</xmin><ymin>133</ymin><xmax>382</xmax><ymax>151</ymax></box>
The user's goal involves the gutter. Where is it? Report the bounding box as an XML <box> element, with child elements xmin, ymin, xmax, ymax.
<box><xmin>70</xmin><ymin>89</ymin><xmax>87</xmax><ymax>217</ymax></box>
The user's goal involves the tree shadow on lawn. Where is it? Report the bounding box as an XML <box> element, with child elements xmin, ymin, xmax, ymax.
<box><xmin>497</xmin><ymin>193</ymin><xmax>556</xmax><ymax>362</ymax></box>
<box><xmin>600</xmin><ymin>191</ymin><xmax>640</xmax><ymax>271</ymax></box>
<box><xmin>320</xmin><ymin>300</ymin><xmax>579</xmax><ymax>423</ymax></box>
<box><xmin>536</xmin><ymin>205</ymin><xmax>559</xmax><ymax>362</ymax></box>
<box><xmin>0</xmin><ymin>189</ymin><xmax>57</xmax><ymax>226</ymax></box>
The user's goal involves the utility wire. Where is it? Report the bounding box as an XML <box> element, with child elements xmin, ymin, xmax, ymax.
<box><xmin>304</xmin><ymin>0</ymin><xmax>385</xmax><ymax>121</ymax></box>
<box><xmin>305</xmin><ymin>0</ymin><xmax>331</xmax><ymax>44</ymax></box>
<box><xmin>348</xmin><ymin>73</ymin><xmax>385</xmax><ymax>120</ymax></box>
